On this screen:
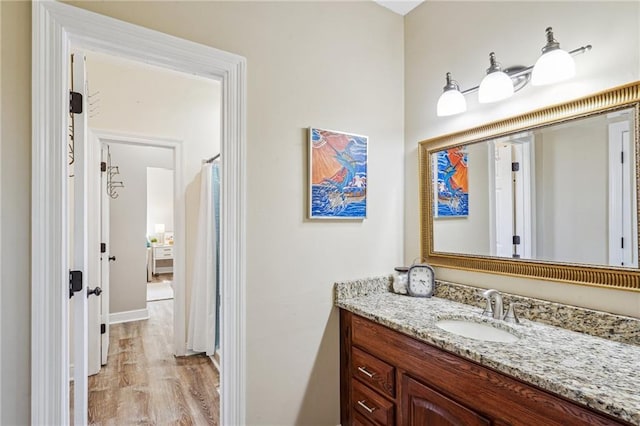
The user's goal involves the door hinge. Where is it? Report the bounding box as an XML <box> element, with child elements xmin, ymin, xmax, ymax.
<box><xmin>511</xmin><ymin>162</ymin><xmax>520</xmax><ymax>172</ymax></box>
<box><xmin>512</xmin><ymin>235</ymin><xmax>521</xmax><ymax>245</ymax></box>
<box><xmin>101</xmin><ymin>161</ymin><xmax>107</xmax><ymax>172</ymax></box>
<box><xmin>69</xmin><ymin>91</ymin><xmax>83</xmax><ymax>114</ymax></box>
<box><xmin>621</xmin><ymin>151</ymin><xmax>624</xmax><ymax>164</ymax></box>
<box><xmin>101</xmin><ymin>243</ymin><xmax>106</xmax><ymax>253</ymax></box>
<box><xmin>101</xmin><ymin>323</ymin><xmax>106</xmax><ymax>335</ymax></box>
<box><xmin>621</xmin><ymin>237</ymin><xmax>624</xmax><ymax>249</ymax></box>
<box><xmin>69</xmin><ymin>270</ymin><xmax>83</xmax><ymax>298</ymax></box>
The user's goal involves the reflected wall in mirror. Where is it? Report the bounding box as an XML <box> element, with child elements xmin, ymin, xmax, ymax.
<box><xmin>420</xmin><ymin>82</ymin><xmax>640</xmax><ymax>291</ymax></box>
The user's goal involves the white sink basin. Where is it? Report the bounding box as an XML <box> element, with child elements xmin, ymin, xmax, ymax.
<box><xmin>435</xmin><ymin>319</ymin><xmax>519</xmax><ymax>343</ymax></box>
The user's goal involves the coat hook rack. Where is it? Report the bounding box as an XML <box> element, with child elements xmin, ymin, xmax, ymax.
<box><xmin>106</xmin><ymin>146</ymin><xmax>125</xmax><ymax>199</ymax></box>
<box><xmin>88</xmin><ymin>89</ymin><xmax>101</xmax><ymax>119</ymax></box>
<box><xmin>68</xmin><ymin>62</ymin><xmax>76</xmax><ymax>168</ymax></box>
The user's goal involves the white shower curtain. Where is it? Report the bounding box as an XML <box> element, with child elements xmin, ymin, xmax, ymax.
<box><xmin>187</xmin><ymin>162</ymin><xmax>217</xmax><ymax>355</ymax></box>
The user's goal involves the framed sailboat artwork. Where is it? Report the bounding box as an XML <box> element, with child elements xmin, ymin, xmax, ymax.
<box><xmin>433</xmin><ymin>146</ymin><xmax>468</xmax><ymax>218</ymax></box>
<box><xmin>309</xmin><ymin>127</ymin><xmax>368</xmax><ymax>219</ymax></box>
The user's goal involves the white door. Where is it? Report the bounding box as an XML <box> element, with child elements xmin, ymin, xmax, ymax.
<box><xmin>608</xmin><ymin>120</ymin><xmax>637</xmax><ymax>267</ymax></box>
<box><xmin>87</xmin><ymin>139</ymin><xmax>109</xmax><ymax>374</ymax></box>
<box><xmin>100</xmin><ymin>144</ymin><xmax>111</xmax><ymax>365</ymax></box>
<box><xmin>71</xmin><ymin>52</ymin><xmax>89</xmax><ymax>426</ymax></box>
<box><xmin>86</xmin><ymin>134</ymin><xmax>99</xmax><ymax>376</ymax></box>
<box><xmin>511</xmin><ymin>140</ymin><xmax>534</xmax><ymax>259</ymax></box>
<box><xmin>493</xmin><ymin>142</ymin><xmax>515</xmax><ymax>257</ymax></box>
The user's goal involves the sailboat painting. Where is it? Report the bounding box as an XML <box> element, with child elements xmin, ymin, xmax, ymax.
<box><xmin>434</xmin><ymin>146</ymin><xmax>469</xmax><ymax>218</ymax></box>
<box><xmin>309</xmin><ymin>127</ymin><xmax>368</xmax><ymax>219</ymax></box>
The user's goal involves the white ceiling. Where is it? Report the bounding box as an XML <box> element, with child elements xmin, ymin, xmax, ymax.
<box><xmin>374</xmin><ymin>0</ymin><xmax>424</xmax><ymax>16</ymax></box>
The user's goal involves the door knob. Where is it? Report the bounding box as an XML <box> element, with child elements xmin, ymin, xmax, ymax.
<box><xmin>88</xmin><ymin>286</ymin><xmax>102</xmax><ymax>297</ymax></box>
<box><xmin>108</xmin><ymin>256</ymin><xmax>116</xmax><ymax>262</ymax></box>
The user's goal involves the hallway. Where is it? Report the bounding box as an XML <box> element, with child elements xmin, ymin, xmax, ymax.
<box><xmin>87</xmin><ymin>300</ymin><xmax>219</xmax><ymax>425</ymax></box>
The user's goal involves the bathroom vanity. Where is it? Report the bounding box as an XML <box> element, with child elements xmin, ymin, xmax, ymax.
<box><xmin>335</xmin><ymin>81</ymin><xmax>640</xmax><ymax>425</ymax></box>
<box><xmin>336</xmin><ymin>278</ymin><xmax>640</xmax><ymax>426</ymax></box>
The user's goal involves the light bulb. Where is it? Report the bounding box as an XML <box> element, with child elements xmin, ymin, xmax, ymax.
<box><xmin>531</xmin><ymin>48</ymin><xmax>575</xmax><ymax>86</ymax></box>
<box><xmin>436</xmin><ymin>72</ymin><xmax>466</xmax><ymax>117</ymax></box>
<box><xmin>437</xmin><ymin>89</ymin><xmax>466</xmax><ymax>117</ymax></box>
<box><xmin>478</xmin><ymin>52</ymin><xmax>514</xmax><ymax>103</ymax></box>
<box><xmin>478</xmin><ymin>71</ymin><xmax>514</xmax><ymax>103</ymax></box>
<box><xmin>531</xmin><ymin>27</ymin><xmax>576</xmax><ymax>86</ymax></box>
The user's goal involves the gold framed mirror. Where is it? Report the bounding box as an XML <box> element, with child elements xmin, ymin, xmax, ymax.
<box><xmin>419</xmin><ymin>82</ymin><xmax>640</xmax><ymax>291</ymax></box>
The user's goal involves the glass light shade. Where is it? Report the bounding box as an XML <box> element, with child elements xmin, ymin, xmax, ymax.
<box><xmin>478</xmin><ymin>71</ymin><xmax>514</xmax><ymax>103</ymax></box>
<box><xmin>531</xmin><ymin>48</ymin><xmax>576</xmax><ymax>86</ymax></box>
<box><xmin>436</xmin><ymin>89</ymin><xmax>467</xmax><ymax>117</ymax></box>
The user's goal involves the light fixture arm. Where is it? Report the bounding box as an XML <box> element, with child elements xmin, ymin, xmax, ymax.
<box><xmin>459</xmin><ymin>44</ymin><xmax>592</xmax><ymax>95</ymax></box>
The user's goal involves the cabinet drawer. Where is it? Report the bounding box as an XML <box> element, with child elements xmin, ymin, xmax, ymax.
<box><xmin>154</xmin><ymin>247</ymin><xmax>173</xmax><ymax>259</ymax></box>
<box><xmin>352</xmin><ymin>347</ymin><xmax>395</xmax><ymax>398</ymax></box>
<box><xmin>352</xmin><ymin>410</ymin><xmax>376</xmax><ymax>426</ymax></box>
<box><xmin>352</xmin><ymin>378</ymin><xmax>395</xmax><ymax>426</ymax></box>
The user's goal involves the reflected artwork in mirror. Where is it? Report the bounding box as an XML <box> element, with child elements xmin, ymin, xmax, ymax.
<box><xmin>420</xmin><ymin>82</ymin><xmax>640</xmax><ymax>291</ymax></box>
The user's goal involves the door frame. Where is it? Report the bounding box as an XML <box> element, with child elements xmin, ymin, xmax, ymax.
<box><xmin>32</xmin><ymin>2</ymin><xmax>247</xmax><ymax>424</ymax></box>
<box><xmin>87</xmin><ymin>130</ymin><xmax>186</xmax><ymax>374</ymax></box>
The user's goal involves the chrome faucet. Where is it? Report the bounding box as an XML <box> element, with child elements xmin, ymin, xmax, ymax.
<box><xmin>481</xmin><ymin>289</ymin><xmax>504</xmax><ymax>320</ymax></box>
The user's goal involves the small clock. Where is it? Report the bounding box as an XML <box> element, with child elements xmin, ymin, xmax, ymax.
<box><xmin>407</xmin><ymin>263</ymin><xmax>435</xmax><ymax>297</ymax></box>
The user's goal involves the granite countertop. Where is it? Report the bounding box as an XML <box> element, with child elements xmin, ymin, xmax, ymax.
<box><xmin>335</xmin><ymin>280</ymin><xmax>640</xmax><ymax>425</ymax></box>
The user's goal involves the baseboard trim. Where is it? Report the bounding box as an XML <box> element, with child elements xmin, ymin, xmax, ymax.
<box><xmin>109</xmin><ymin>308</ymin><xmax>149</xmax><ymax>324</ymax></box>
<box><xmin>210</xmin><ymin>349</ymin><xmax>221</xmax><ymax>372</ymax></box>
<box><xmin>210</xmin><ymin>351</ymin><xmax>221</xmax><ymax>396</ymax></box>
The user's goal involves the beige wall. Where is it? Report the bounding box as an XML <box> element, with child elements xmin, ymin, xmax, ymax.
<box><xmin>1</xmin><ymin>1</ymin><xmax>405</xmax><ymax>424</ymax></box>
<box><xmin>405</xmin><ymin>1</ymin><xmax>640</xmax><ymax>318</ymax></box>
<box><xmin>147</xmin><ymin>167</ymin><xmax>174</xmax><ymax>238</ymax></box>
<box><xmin>107</xmin><ymin>144</ymin><xmax>173</xmax><ymax>314</ymax></box>
<box><xmin>535</xmin><ymin>121</ymin><xmax>608</xmax><ymax>265</ymax></box>
<box><xmin>1</xmin><ymin>2</ymin><xmax>30</xmax><ymax>424</ymax></box>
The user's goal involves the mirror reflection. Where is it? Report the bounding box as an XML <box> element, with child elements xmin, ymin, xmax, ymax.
<box><xmin>432</xmin><ymin>107</ymin><xmax>638</xmax><ymax>268</ymax></box>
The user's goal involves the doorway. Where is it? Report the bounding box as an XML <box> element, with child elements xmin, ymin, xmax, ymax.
<box><xmin>82</xmin><ymin>49</ymin><xmax>226</xmax><ymax>422</ymax></box>
<box><xmin>32</xmin><ymin>2</ymin><xmax>247</xmax><ymax>425</ymax></box>
<box><xmin>147</xmin><ymin>167</ymin><xmax>175</xmax><ymax>303</ymax></box>
<box><xmin>82</xmin><ymin>47</ymin><xmax>222</xmax><ymax>370</ymax></box>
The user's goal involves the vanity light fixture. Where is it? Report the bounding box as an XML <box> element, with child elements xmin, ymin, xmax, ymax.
<box><xmin>478</xmin><ymin>52</ymin><xmax>514</xmax><ymax>103</ymax></box>
<box><xmin>436</xmin><ymin>27</ymin><xmax>591</xmax><ymax>117</ymax></box>
<box><xmin>436</xmin><ymin>72</ymin><xmax>467</xmax><ymax>117</ymax></box>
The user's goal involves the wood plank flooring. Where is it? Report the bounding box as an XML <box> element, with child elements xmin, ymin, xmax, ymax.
<box><xmin>87</xmin><ymin>299</ymin><xmax>219</xmax><ymax>425</ymax></box>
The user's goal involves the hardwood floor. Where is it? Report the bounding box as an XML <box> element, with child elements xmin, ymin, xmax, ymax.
<box><xmin>87</xmin><ymin>299</ymin><xmax>219</xmax><ymax>425</ymax></box>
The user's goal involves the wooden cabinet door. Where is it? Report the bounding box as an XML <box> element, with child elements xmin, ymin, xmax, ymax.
<box><xmin>403</xmin><ymin>376</ymin><xmax>490</xmax><ymax>426</ymax></box>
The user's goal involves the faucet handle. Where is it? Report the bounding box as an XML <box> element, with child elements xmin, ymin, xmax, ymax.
<box><xmin>480</xmin><ymin>291</ymin><xmax>493</xmax><ymax>317</ymax></box>
<box><xmin>503</xmin><ymin>303</ymin><xmax>522</xmax><ymax>324</ymax></box>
